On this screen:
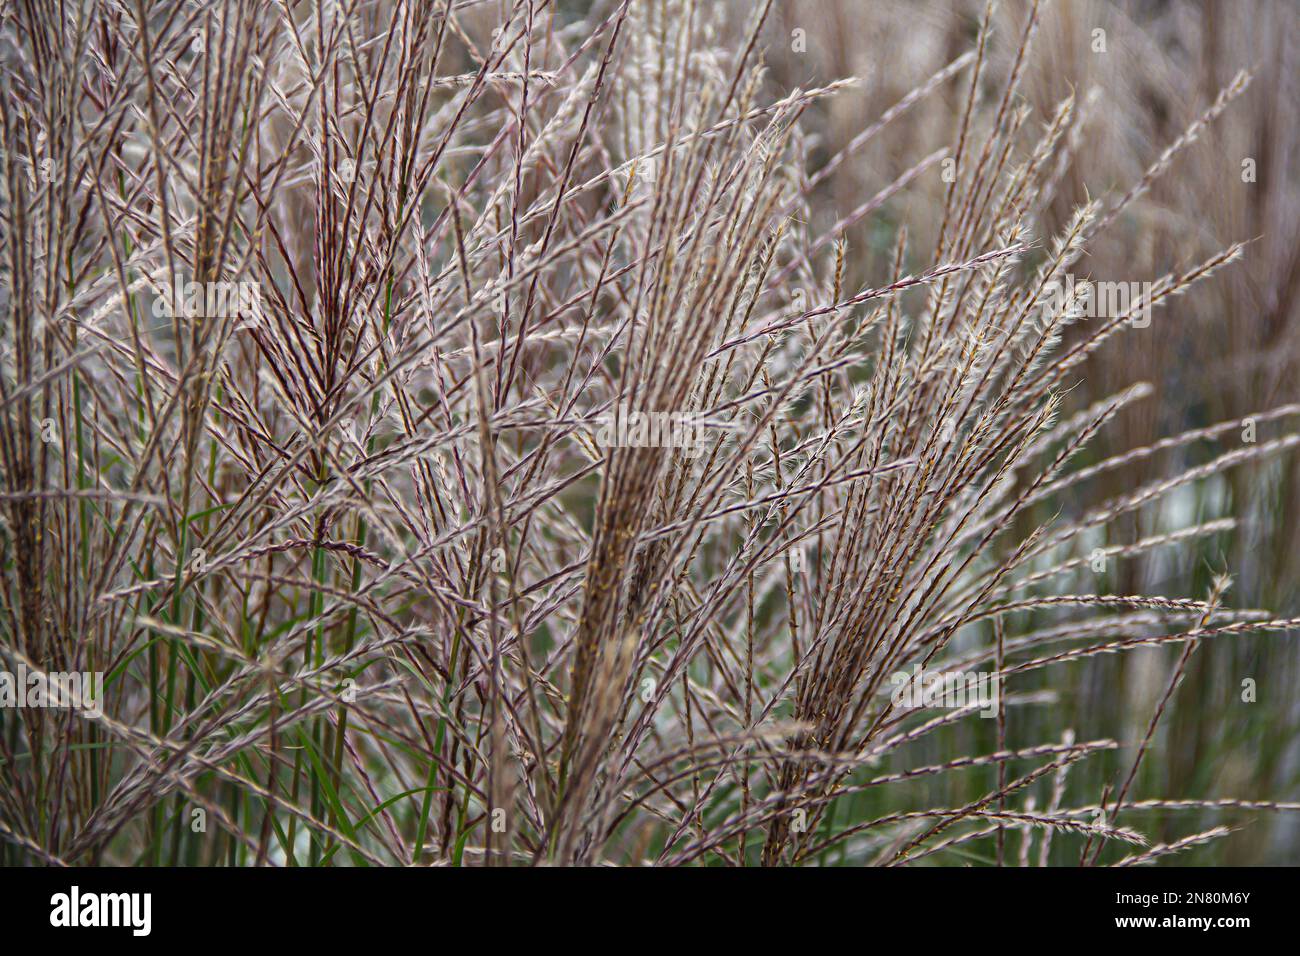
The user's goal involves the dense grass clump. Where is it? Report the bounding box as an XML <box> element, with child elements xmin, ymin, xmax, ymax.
<box><xmin>1</xmin><ymin>0</ymin><xmax>1298</xmax><ymax>866</ymax></box>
